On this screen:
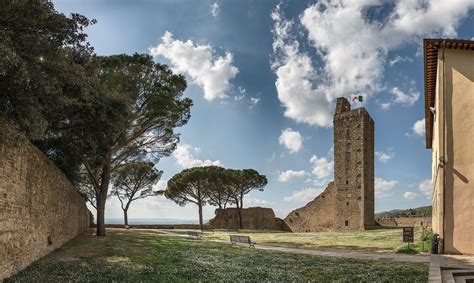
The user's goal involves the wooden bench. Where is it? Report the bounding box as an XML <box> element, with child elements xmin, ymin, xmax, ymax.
<box><xmin>230</xmin><ymin>235</ymin><xmax>255</xmax><ymax>248</ymax></box>
<box><xmin>187</xmin><ymin>231</ymin><xmax>202</xmax><ymax>239</ymax></box>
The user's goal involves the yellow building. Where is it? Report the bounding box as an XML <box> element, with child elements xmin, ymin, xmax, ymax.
<box><xmin>424</xmin><ymin>38</ymin><xmax>474</xmax><ymax>254</ymax></box>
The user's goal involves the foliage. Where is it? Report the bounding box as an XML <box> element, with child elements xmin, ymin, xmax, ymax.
<box><xmin>111</xmin><ymin>162</ymin><xmax>163</xmax><ymax>225</ymax></box>
<box><xmin>225</xmin><ymin>169</ymin><xmax>268</xmax><ymax>208</ymax></box>
<box><xmin>79</xmin><ymin>54</ymin><xmax>192</xmax><ymax>236</ymax></box>
<box><xmin>0</xmin><ymin>0</ymin><xmax>126</xmax><ymax>182</ymax></box>
<box><xmin>6</xmin><ymin>230</ymin><xmax>428</xmax><ymax>282</ymax></box>
<box><xmin>224</xmin><ymin>168</ymin><xmax>267</xmax><ymax>228</ymax></box>
<box><xmin>201</xmin><ymin>166</ymin><xmax>233</xmax><ymax>209</ymax></box>
<box><xmin>375</xmin><ymin>206</ymin><xmax>432</xmax><ymax>218</ymax></box>
<box><xmin>165</xmin><ymin>167</ymin><xmax>211</xmax><ymax>230</ymax></box>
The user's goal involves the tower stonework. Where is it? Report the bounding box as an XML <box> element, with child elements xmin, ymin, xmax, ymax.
<box><xmin>333</xmin><ymin>97</ymin><xmax>374</xmax><ymax>230</ymax></box>
<box><xmin>284</xmin><ymin>97</ymin><xmax>375</xmax><ymax>232</ymax></box>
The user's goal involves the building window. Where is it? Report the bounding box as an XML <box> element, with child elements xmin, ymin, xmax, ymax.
<box><xmin>345</xmin><ymin>220</ymin><xmax>349</xmax><ymax>226</ymax></box>
<box><xmin>346</xmin><ymin>180</ymin><xmax>348</xmax><ymax>185</ymax></box>
<box><xmin>346</xmin><ymin>202</ymin><xmax>349</xmax><ymax>206</ymax></box>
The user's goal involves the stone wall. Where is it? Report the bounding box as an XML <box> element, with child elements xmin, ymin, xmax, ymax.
<box><xmin>333</xmin><ymin>98</ymin><xmax>375</xmax><ymax>230</ymax></box>
<box><xmin>0</xmin><ymin>117</ymin><xmax>91</xmax><ymax>280</ymax></box>
<box><xmin>284</xmin><ymin>97</ymin><xmax>375</xmax><ymax>232</ymax></box>
<box><xmin>377</xmin><ymin>217</ymin><xmax>432</xmax><ymax>228</ymax></box>
<box><xmin>285</xmin><ymin>182</ymin><xmax>335</xmax><ymax>232</ymax></box>
<box><xmin>209</xmin><ymin>207</ymin><xmax>291</xmax><ymax>231</ymax></box>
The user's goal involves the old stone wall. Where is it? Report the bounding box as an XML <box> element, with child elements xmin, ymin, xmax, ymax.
<box><xmin>284</xmin><ymin>182</ymin><xmax>335</xmax><ymax>232</ymax></box>
<box><xmin>209</xmin><ymin>207</ymin><xmax>291</xmax><ymax>231</ymax></box>
<box><xmin>0</xmin><ymin>117</ymin><xmax>91</xmax><ymax>280</ymax></box>
<box><xmin>377</xmin><ymin>217</ymin><xmax>432</xmax><ymax>228</ymax></box>
<box><xmin>284</xmin><ymin>97</ymin><xmax>375</xmax><ymax>232</ymax></box>
<box><xmin>333</xmin><ymin>98</ymin><xmax>375</xmax><ymax>230</ymax></box>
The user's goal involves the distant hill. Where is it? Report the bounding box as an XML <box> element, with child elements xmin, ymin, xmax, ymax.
<box><xmin>375</xmin><ymin>206</ymin><xmax>432</xmax><ymax>218</ymax></box>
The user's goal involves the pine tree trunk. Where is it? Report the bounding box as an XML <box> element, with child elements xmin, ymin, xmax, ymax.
<box><xmin>96</xmin><ymin>152</ymin><xmax>112</xmax><ymax>237</ymax></box>
<box><xmin>236</xmin><ymin>202</ymin><xmax>243</xmax><ymax>229</ymax></box>
<box><xmin>239</xmin><ymin>196</ymin><xmax>244</xmax><ymax>229</ymax></box>
<box><xmin>198</xmin><ymin>203</ymin><xmax>203</xmax><ymax>231</ymax></box>
<box><xmin>96</xmin><ymin>192</ymin><xmax>106</xmax><ymax>236</ymax></box>
<box><xmin>124</xmin><ymin>209</ymin><xmax>128</xmax><ymax>226</ymax></box>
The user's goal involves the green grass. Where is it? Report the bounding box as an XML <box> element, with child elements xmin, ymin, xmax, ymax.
<box><xmin>6</xmin><ymin>229</ymin><xmax>428</xmax><ymax>282</ymax></box>
<box><xmin>198</xmin><ymin>227</ymin><xmax>432</xmax><ymax>254</ymax></box>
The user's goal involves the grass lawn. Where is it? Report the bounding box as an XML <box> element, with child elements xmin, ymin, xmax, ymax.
<box><xmin>6</xmin><ymin>229</ymin><xmax>428</xmax><ymax>282</ymax></box>
<box><xmin>199</xmin><ymin>227</ymin><xmax>432</xmax><ymax>254</ymax></box>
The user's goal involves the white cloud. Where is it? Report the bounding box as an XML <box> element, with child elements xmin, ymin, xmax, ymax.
<box><xmin>271</xmin><ymin>1</ymin><xmax>474</xmax><ymax>127</ymax></box>
<box><xmin>309</xmin><ymin>155</ymin><xmax>333</xmax><ymax>180</ymax></box>
<box><xmin>375</xmin><ymin>177</ymin><xmax>398</xmax><ymax>198</ymax></box>
<box><xmin>380</xmin><ymin>102</ymin><xmax>391</xmax><ymax>110</ymax></box>
<box><xmin>284</xmin><ymin>187</ymin><xmax>323</xmax><ymax>203</ymax></box>
<box><xmin>245</xmin><ymin>197</ymin><xmax>268</xmax><ymax>207</ymax></box>
<box><xmin>173</xmin><ymin>143</ymin><xmax>221</xmax><ymax>169</ymax></box>
<box><xmin>389</xmin><ymin>55</ymin><xmax>413</xmax><ymax>66</ymax></box>
<box><xmin>278</xmin><ymin>170</ymin><xmax>307</xmax><ymax>182</ymax></box>
<box><xmin>271</xmin><ymin>5</ymin><xmax>333</xmax><ymax>127</ymax></box>
<box><xmin>150</xmin><ymin>31</ymin><xmax>238</xmax><ymax>101</ymax></box>
<box><xmin>403</xmin><ymin>191</ymin><xmax>418</xmax><ymax>200</ymax></box>
<box><xmin>279</xmin><ymin>128</ymin><xmax>303</xmax><ymax>153</ymax></box>
<box><xmin>250</xmin><ymin>97</ymin><xmax>260</xmax><ymax>106</ymax></box>
<box><xmin>412</xmin><ymin>118</ymin><xmax>425</xmax><ymax>136</ymax></box>
<box><xmin>419</xmin><ymin>179</ymin><xmax>432</xmax><ymax>199</ymax></box>
<box><xmin>390</xmin><ymin>87</ymin><xmax>419</xmax><ymax>106</ymax></box>
<box><xmin>234</xmin><ymin>86</ymin><xmax>246</xmax><ymax>101</ymax></box>
<box><xmin>154</xmin><ymin>179</ymin><xmax>168</xmax><ymax>191</ymax></box>
<box><xmin>210</xmin><ymin>2</ymin><xmax>219</xmax><ymax>17</ymax></box>
<box><xmin>375</xmin><ymin>150</ymin><xmax>394</xmax><ymax>162</ymax></box>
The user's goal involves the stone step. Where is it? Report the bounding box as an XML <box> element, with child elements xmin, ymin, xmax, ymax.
<box><xmin>441</xmin><ymin>269</ymin><xmax>474</xmax><ymax>283</ymax></box>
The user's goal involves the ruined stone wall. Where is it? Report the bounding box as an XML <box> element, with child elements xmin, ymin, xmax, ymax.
<box><xmin>333</xmin><ymin>98</ymin><xmax>375</xmax><ymax>230</ymax></box>
<box><xmin>284</xmin><ymin>182</ymin><xmax>335</xmax><ymax>232</ymax></box>
<box><xmin>209</xmin><ymin>207</ymin><xmax>291</xmax><ymax>231</ymax></box>
<box><xmin>284</xmin><ymin>97</ymin><xmax>375</xmax><ymax>232</ymax></box>
<box><xmin>377</xmin><ymin>217</ymin><xmax>432</xmax><ymax>228</ymax></box>
<box><xmin>0</xmin><ymin>117</ymin><xmax>90</xmax><ymax>280</ymax></box>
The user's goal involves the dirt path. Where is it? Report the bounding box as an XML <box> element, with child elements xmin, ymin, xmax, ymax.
<box><xmin>112</xmin><ymin>228</ymin><xmax>430</xmax><ymax>263</ymax></box>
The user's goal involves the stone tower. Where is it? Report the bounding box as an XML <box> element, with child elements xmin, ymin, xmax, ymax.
<box><xmin>333</xmin><ymin>97</ymin><xmax>375</xmax><ymax>230</ymax></box>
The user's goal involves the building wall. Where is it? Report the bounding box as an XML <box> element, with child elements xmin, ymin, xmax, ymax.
<box><xmin>284</xmin><ymin>182</ymin><xmax>336</xmax><ymax>232</ymax></box>
<box><xmin>0</xmin><ymin>117</ymin><xmax>91</xmax><ymax>279</ymax></box>
<box><xmin>431</xmin><ymin>50</ymin><xmax>444</xmax><ymax>247</ymax></box>
<box><xmin>431</xmin><ymin>49</ymin><xmax>474</xmax><ymax>255</ymax></box>
<box><xmin>444</xmin><ymin>49</ymin><xmax>474</xmax><ymax>254</ymax></box>
<box><xmin>333</xmin><ymin>98</ymin><xmax>375</xmax><ymax>230</ymax></box>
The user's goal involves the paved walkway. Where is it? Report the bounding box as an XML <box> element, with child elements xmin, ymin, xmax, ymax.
<box><xmin>115</xmin><ymin>228</ymin><xmax>430</xmax><ymax>264</ymax></box>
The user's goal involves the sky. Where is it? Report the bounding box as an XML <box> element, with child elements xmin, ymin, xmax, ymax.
<box><xmin>54</xmin><ymin>0</ymin><xmax>474</xmax><ymax>222</ymax></box>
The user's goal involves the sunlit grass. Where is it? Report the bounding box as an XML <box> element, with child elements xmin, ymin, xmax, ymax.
<box><xmin>6</xmin><ymin>229</ymin><xmax>428</xmax><ymax>282</ymax></box>
<box><xmin>197</xmin><ymin>227</ymin><xmax>432</xmax><ymax>254</ymax></box>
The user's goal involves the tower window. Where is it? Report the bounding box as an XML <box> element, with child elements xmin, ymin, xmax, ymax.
<box><xmin>345</xmin><ymin>220</ymin><xmax>349</xmax><ymax>226</ymax></box>
<box><xmin>346</xmin><ymin>180</ymin><xmax>348</xmax><ymax>185</ymax></box>
<box><xmin>346</xmin><ymin>202</ymin><xmax>349</xmax><ymax>206</ymax></box>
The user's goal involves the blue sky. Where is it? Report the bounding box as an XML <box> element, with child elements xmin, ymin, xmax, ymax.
<box><xmin>54</xmin><ymin>0</ymin><xmax>474</xmax><ymax>221</ymax></box>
